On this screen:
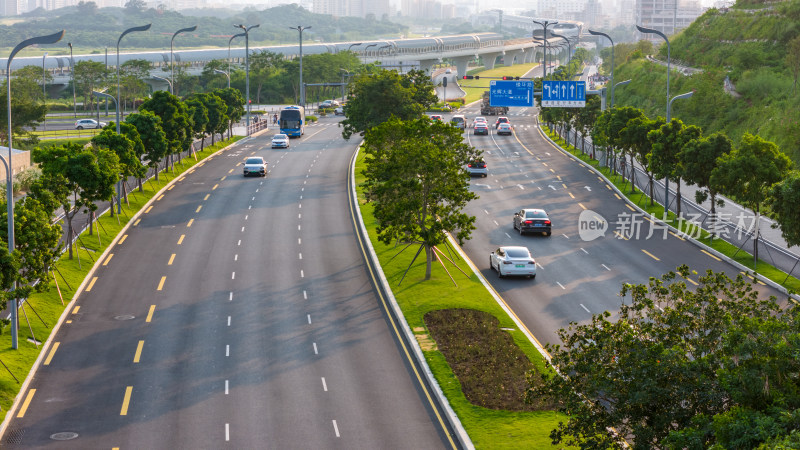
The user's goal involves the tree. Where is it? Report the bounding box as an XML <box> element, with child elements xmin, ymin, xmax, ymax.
<box><xmin>531</xmin><ymin>266</ymin><xmax>800</xmax><ymax>449</ymax></box>
<box><xmin>124</xmin><ymin>0</ymin><xmax>145</xmax><ymax>12</ymax></box>
<box><xmin>788</xmin><ymin>36</ymin><xmax>800</xmax><ymax>95</ymax></box>
<box><xmin>679</xmin><ymin>133</ymin><xmax>733</xmax><ymax>238</ymax></box>
<box><xmin>712</xmin><ymin>133</ymin><xmax>792</xmax><ymax>265</ymax></box>
<box><xmin>13</xmin><ymin>65</ymin><xmax>53</xmax><ymax>102</ymax></box>
<box><xmin>119</xmin><ymin>59</ymin><xmax>151</xmax><ymax>115</ymax></box>
<box><xmin>184</xmin><ymin>95</ymin><xmax>209</xmax><ymax>151</ymax></box>
<box><xmin>361</xmin><ymin>117</ymin><xmax>480</xmax><ymax>279</ymax></box>
<box><xmin>574</xmin><ymin>95</ymin><xmax>601</xmax><ymax>156</ymax></box>
<box><xmin>606</xmin><ymin>107</ymin><xmax>646</xmax><ymax>189</ymax></box>
<box><xmin>215</xmin><ymin>88</ymin><xmax>244</xmax><ymax>138</ymax></box>
<box><xmin>769</xmin><ymin>171</ymin><xmax>800</xmax><ymax>249</ymax></box>
<box><xmin>73</xmin><ymin>60</ymin><xmax>110</xmax><ymax>113</ymax></box>
<box><xmin>139</xmin><ymin>91</ymin><xmax>193</xmax><ymax>170</ymax></box>
<box><xmin>202</xmin><ymin>92</ymin><xmax>228</xmax><ymax>146</ymax></box>
<box><xmin>0</xmin><ymin>87</ymin><xmax>47</xmax><ymax>146</ymax></box>
<box><xmin>622</xmin><ymin>116</ymin><xmax>665</xmax><ymax>203</ymax></box>
<box><xmin>249</xmin><ymin>50</ymin><xmax>284</xmax><ymax>104</ymax></box>
<box><xmin>648</xmin><ymin>119</ymin><xmax>702</xmax><ymax>217</ymax></box>
<box><xmin>32</xmin><ymin>143</ymin><xmax>119</xmax><ymax>259</ymax></box>
<box><xmin>92</xmin><ymin>128</ymin><xmax>143</xmax><ymax>210</ymax></box>
<box><xmin>125</xmin><ymin>111</ymin><xmax>168</xmax><ymax>181</ymax></box>
<box><xmin>341</xmin><ymin>69</ymin><xmax>436</xmax><ymax>139</ymax></box>
<box><xmin>0</xmin><ymin>197</ymin><xmax>61</xmax><ymax>291</ymax></box>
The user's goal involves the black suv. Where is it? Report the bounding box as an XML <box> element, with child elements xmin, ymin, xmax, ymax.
<box><xmin>513</xmin><ymin>209</ymin><xmax>551</xmax><ymax>236</ymax></box>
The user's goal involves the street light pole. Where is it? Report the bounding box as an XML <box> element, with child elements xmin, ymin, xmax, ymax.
<box><xmin>171</xmin><ymin>25</ymin><xmax>197</xmax><ymax>96</ymax></box>
<box><xmin>214</xmin><ymin>69</ymin><xmax>230</xmax><ymax>89</ymax></box>
<box><xmin>347</xmin><ymin>42</ymin><xmax>362</xmax><ymax>53</ymax></box>
<box><xmin>363</xmin><ymin>43</ymin><xmax>378</xmax><ymax>64</ymax></box>
<box><xmin>151</xmin><ymin>75</ymin><xmax>173</xmax><ymax>93</ymax></box>
<box><xmin>636</xmin><ymin>25</ymin><xmax>671</xmax><ymax>114</ymax></box>
<box><xmin>93</xmin><ymin>90</ymin><xmax>122</xmax><ymax>215</ymax></box>
<box><xmin>42</xmin><ymin>52</ymin><xmax>48</xmax><ymax>131</ymax></box>
<box><xmin>6</xmin><ymin>30</ymin><xmax>65</xmax><ymax>350</ymax></box>
<box><xmin>117</xmin><ymin>24</ymin><xmax>152</xmax><ymax>122</ymax></box>
<box><xmin>339</xmin><ymin>68</ymin><xmax>349</xmax><ymax>102</ymax></box>
<box><xmin>290</xmin><ymin>26</ymin><xmax>311</xmax><ymax>107</ymax></box>
<box><xmin>533</xmin><ymin>20</ymin><xmax>557</xmax><ymax>80</ymax></box>
<box><xmin>550</xmin><ymin>32</ymin><xmax>571</xmax><ymax>66</ymax></box>
<box><xmin>235</xmin><ymin>24</ymin><xmax>259</xmax><ymax>133</ymax></box>
<box><xmin>68</xmin><ymin>42</ymin><xmax>76</xmax><ymax>119</ymax></box>
<box><xmin>663</xmin><ymin>91</ymin><xmax>693</xmax><ymax>212</ymax></box>
<box><xmin>227</xmin><ymin>32</ymin><xmax>245</xmax><ymax>90</ymax></box>
<box><xmin>588</xmin><ymin>29</ymin><xmax>616</xmax><ymax>107</ymax></box>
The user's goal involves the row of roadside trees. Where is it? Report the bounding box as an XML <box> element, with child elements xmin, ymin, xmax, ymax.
<box><xmin>0</xmin><ymin>86</ymin><xmax>244</xmax><ymax>331</ymax></box>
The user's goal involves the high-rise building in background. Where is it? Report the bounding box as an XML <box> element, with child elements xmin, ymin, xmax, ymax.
<box><xmin>313</xmin><ymin>0</ymin><xmax>389</xmax><ymax>17</ymax></box>
<box><xmin>635</xmin><ymin>0</ymin><xmax>705</xmax><ymax>38</ymax></box>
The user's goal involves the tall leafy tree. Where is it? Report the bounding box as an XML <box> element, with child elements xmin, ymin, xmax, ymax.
<box><xmin>362</xmin><ymin>117</ymin><xmax>480</xmax><ymax>279</ymax></box>
<box><xmin>623</xmin><ymin>115</ymin><xmax>665</xmax><ymax>203</ymax></box>
<box><xmin>202</xmin><ymin>92</ymin><xmax>228</xmax><ymax>146</ymax></box>
<box><xmin>73</xmin><ymin>60</ymin><xmax>110</xmax><ymax>113</ymax></box>
<box><xmin>32</xmin><ymin>143</ymin><xmax>119</xmax><ymax>259</ymax></box>
<box><xmin>574</xmin><ymin>95</ymin><xmax>601</xmax><ymax>156</ymax></box>
<box><xmin>119</xmin><ymin>59</ymin><xmax>151</xmax><ymax>116</ymax></box>
<box><xmin>0</xmin><ymin>87</ymin><xmax>47</xmax><ymax>146</ymax></box>
<box><xmin>0</xmin><ymin>197</ymin><xmax>61</xmax><ymax>291</ymax></box>
<box><xmin>13</xmin><ymin>65</ymin><xmax>53</xmax><ymax>102</ymax></box>
<box><xmin>532</xmin><ymin>266</ymin><xmax>800</xmax><ymax>449</ymax></box>
<box><xmin>184</xmin><ymin>95</ymin><xmax>209</xmax><ymax>151</ymax></box>
<box><xmin>125</xmin><ymin>111</ymin><xmax>168</xmax><ymax>181</ymax></box>
<box><xmin>139</xmin><ymin>90</ymin><xmax>192</xmax><ymax>169</ymax></box>
<box><xmin>679</xmin><ymin>133</ymin><xmax>733</xmax><ymax>238</ymax></box>
<box><xmin>712</xmin><ymin>133</ymin><xmax>793</xmax><ymax>265</ymax></box>
<box><xmin>769</xmin><ymin>171</ymin><xmax>800</xmax><ymax>249</ymax></box>
<box><xmin>249</xmin><ymin>50</ymin><xmax>284</xmax><ymax>104</ymax></box>
<box><xmin>341</xmin><ymin>69</ymin><xmax>437</xmax><ymax>139</ymax></box>
<box><xmin>648</xmin><ymin>118</ymin><xmax>702</xmax><ymax>217</ymax></box>
<box><xmin>92</xmin><ymin>127</ymin><xmax>143</xmax><ymax>209</ymax></box>
<box><xmin>215</xmin><ymin>88</ymin><xmax>244</xmax><ymax>138</ymax></box>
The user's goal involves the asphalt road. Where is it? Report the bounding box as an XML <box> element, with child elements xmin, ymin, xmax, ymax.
<box><xmin>454</xmin><ymin>105</ymin><xmax>787</xmax><ymax>346</ymax></box>
<box><xmin>4</xmin><ymin>120</ymin><xmax>455</xmax><ymax>448</ymax></box>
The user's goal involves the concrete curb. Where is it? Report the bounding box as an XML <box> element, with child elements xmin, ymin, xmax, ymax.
<box><xmin>0</xmin><ymin>137</ymin><xmax>246</xmax><ymax>440</ymax></box>
<box><xmin>537</xmin><ymin>124</ymin><xmax>800</xmax><ymax>303</ymax></box>
<box><xmin>349</xmin><ymin>145</ymin><xmax>474</xmax><ymax>450</ymax></box>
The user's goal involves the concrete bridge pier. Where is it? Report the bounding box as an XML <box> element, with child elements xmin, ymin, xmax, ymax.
<box><xmin>504</xmin><ymin>49</ymin><xmax>523</xmax><ymax>66</ymax></box>
<box><xmin>480</xmin><ymin>52</ymin><xmax>503</xmax><ymax>70</ymax></box>
<box><xmin>452</xmin><ymin>56</ymin><xmax>473</xmax><ymax>79</ymax></box>
<box><xmin>418</xmin><ymin>59</ymin><xmax>441</xmax><ymax>74</ymax></box>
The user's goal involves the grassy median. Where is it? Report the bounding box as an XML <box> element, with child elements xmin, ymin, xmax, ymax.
<box><xmin>0</xmin><ymin>136</ymin><xmax>243</xmax><ymax>420</ymax></box>
<box><xmin>353</xmin><ymin>151</ymin><xmax>570</xmax><ymax>449</ymax></box>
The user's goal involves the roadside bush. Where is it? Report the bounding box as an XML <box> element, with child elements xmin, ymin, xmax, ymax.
<box><xmin>306</xmin><ymin>115</ymin><xmax>318</xmax><ymax>122</ymax></box>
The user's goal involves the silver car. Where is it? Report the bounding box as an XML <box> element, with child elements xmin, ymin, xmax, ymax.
<box><xmin>75</xmin><ymin>119</ymin><xmax>106</xmax><ymax>130</ymax></box>
<box><xmin>489</xmin><ymin>246</ymin><xmax>536</xmax><ymax>279</ymax></box>
<box><xmin>242</xmin><ymin>156</ymin><xmax>268</xmax><ymax>177</ymax></box>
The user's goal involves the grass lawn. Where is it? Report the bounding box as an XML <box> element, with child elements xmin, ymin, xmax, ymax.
<box><xmin>354</xmin><ymin>151</ymin><xmax>569</xmax><ymax>449</ymax></box>
<box><xmin>0</xmin><ymin>135</ymin><xmax>243</xmax><ymax>421</ymax></box>
<box><xmin>541</xmin><ymin>127</ymin><xmax>800</xmax><ymax>297</ymax></box>
<box><xmin>459</xmin><ymin>64</ymin><xmax>539</xmax><ymax>105</ymax></box>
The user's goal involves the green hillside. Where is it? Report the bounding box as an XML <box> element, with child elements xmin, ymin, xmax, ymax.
<box><xmin>608</xmin><ymin>0</ymin><xmax>800</xmax><ymax>162</ymax></box>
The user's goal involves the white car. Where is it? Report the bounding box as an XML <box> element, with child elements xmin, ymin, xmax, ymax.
<box><xmin>242</xmin><ymin>156</ymin><xmax>268</xmax><ymax>177</ymax></box>
<box><xmin>334</xmin><ymin>106</ymin><xmax>344</xmax><ymax>116</ymax></box>
<box><xmin>320</xmin><ymin>99</ymin><xmax>340</xmax><ymax>109</ymax></box>
<box><xmin>75</xmin><ymin>119</ymin><xmax>106</xmax><ymax>130</ymax></box>
<box><xmin>473</xmin><ymin>117</ymin><xmax>487</xmax><ymax>127</ymax></box>
<box><xmin>497</xmin><ymin>123</ymin><xmax>513</xmax><ymax>135</ymax></box>
<box><xmin>271</xmin><ymin>134</ymin><xmax>290</xmax><ymax>149</ymax></box>
<box><xmin>489</xmin><ymin>246</ymin><xmax>536</xmax><ymax>279</ymax></box>
<box><xmin>466</xmin><ymin>159</ymin><xmax>488</xmax><ymax>177</ymax></box>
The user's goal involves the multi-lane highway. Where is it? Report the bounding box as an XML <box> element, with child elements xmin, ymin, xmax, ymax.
<box><xmin>4</xmin><ymin>122</ymin><xmax>456</xmax><ymax>448</ymax></box>
<box><xmin>455</xmin><ymin>104</ymin><xmax>786</xmax><ymax>345</ymax></box>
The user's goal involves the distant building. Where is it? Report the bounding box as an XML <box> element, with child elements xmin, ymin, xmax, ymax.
<box><xmin>636</xmin><ymin>0</ymin><xmax>706</xmax><ymax>38</ymax></box>
<box><xmin>314</xmin><ymin>0</ymin><xmax>389</xmax><ymax>17</ymax></box>
<box><xmin>537</xmin><ymin>0</ymin><xmax>584</xmax><ymax>20</ymax></box>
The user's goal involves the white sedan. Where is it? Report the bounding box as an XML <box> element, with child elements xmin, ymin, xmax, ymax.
<box><xmin>489</xmin><ymin>246</ymin><xmax>536</xmax><ymax>279</ymax></box>
<box><xmin>242</xmin><ymin>157</ymin><xmax>268</xmax><ymax>177</ymax></box>
<box><xmin>271</xmin><ymin>134</ymin><xmax>290</xmax><ymax>149</ymax></box>
<box><xmin>497</xmin><ymin>123</ymin><xmax>513</xmax><ymax>135</ymax></box>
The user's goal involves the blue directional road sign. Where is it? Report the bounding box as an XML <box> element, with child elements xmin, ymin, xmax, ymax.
<box><xmin>489</xmin><ymin>80</ymin><xmax>534</xmax><ymax>107</ymax></box>
<box><xmin>541</xmin><ymin>80</ymin><xmax>586</xmax><ymax>107</ymax></box>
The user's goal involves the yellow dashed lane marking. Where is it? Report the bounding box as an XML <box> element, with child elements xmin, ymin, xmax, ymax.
<box><xmin>167</xmin><ymin>185</ymin><xmax>175</xmax><ymax>191</ymax></box>
<box><xmin>686</xmin><ymin>277</ymin><xmax>699</xmax><ymax>286</ymax></box>
<box><xmin>177</xmin><ymin>235</ymin><xmax>185</xmax><ymax>245</ymax></box>
<box><xmin>625</xmin><ymin>204</ymin><xmax>635</xmax><ymax>212</ymax></box>
<box><xmin>568</xmin><ymin>192</ymin><xmax>575</xmax><ymax>199</ymax></box>
<box><xmin>212</xmin><ymin>184</ymin><xmax>219</xmax><ymax>190</ymax></box>
<box><xmin>204</xmin><ymin>194</ymin><xmax>210</xmax><ymax>201</ymax></box>
<box><xmin>157</xmin><ymin>194</ymin><xmax>164</xmax><ymax>201</ymax></box>
<box><xmin>157</xmin><ymin>276</ymin><xmax>166</xmax><ymax>291</ymax></box>
<box><xmin>228</xmin><ymin>169</ymin><xmax>234</xmax><ymax>174</ymax></box>
<box><xmin>72</xmin><ymin>306</ymin><xmax>80</xmax><ymax>314</ymax></box>
<box><xmin>669</xmin><ymin>231</ymin><xmax>685</xmax><ymax>241</ymax></box>
<box><xmin>187</xmin><ymin>219</ymin><xmax>194</xmax><ymax>227</ymax></box>
<box><xmin>168</xmin><ymin>254</ymin><xmax>176</xmax><ymax>265</ymax></box>
<box><xmin>103</xmin><ymin>254</ymin><xmax>113</xmax><ymax>266</ymax></box>
<box><xmin>178</xmin><ymin>177</ymin><xmax>185</xmax><ymax>182</ymax></box>
<box><xmin>133</xmin><ymin>340</ymin><xmax>144</xmax><ymax>363</ymax></box>
<box><xmin>702</xmin><ymin>249</ymin><xmax>722</xmax><ymax>261</ymax></box>
<box><xmin>145</xmin><ymin>206</ymin><xmax>153</xmax><ymax>213</ymax></box>
<box><xmin>642</xmin><ymin>249</ymin><xmax>660</xmax><ymax>261</ymax></box>
<box><xmin>614</xmin><ymin>231</ymin><xmax>629</xmax><ymax>240</ymax></box>
<box><xmin>606</xmin><ymin>184</ymin><xmax>612</xmax><ymax>190</ymax></box>
<box><xmin>133</xmin><ymin>219</ymin><xmax>141</xmax><ymax>226</ymax></box>
<box><xmin>146</xmin><ymin>305</ymin><xmax>155</xmax><ymax>323</ymax></box>
<box><xmin>578</xmin><ymin>203</ymin><xmax>587</xmax><ymax>210</ymax></box>
<box><xmin>44</xmin><ymin>342</ymin><xmax>59</xmax><ymax>365</ymax></box>
<box><xmin>561</xmin><ymin>183</ymin><xmax>567</xmax><ymax>189</ymax></box>
<box><xmin>614</xmin><ymin>193</ymin><xmax>621</xmax><ymax>200</ymax></box>
<box><xmin>119</xmin><ymin>235</ymin><xmax>128</xmax><ymax>244</ymax></box>
<box><xmin>120</xmin><ymin>386</ymin><xmax>133</xmax><ymax>415</ymax></box>
<box><xmin>542</xmin><ymin>162</ymin><xmax>548</xmax><ymax>167</ymax></box>
<box><xmin>17</xmin><ymin>389</ymin><xmax>36</xmax><ymax>418</ymax></box>
<box><xmin>195</xmin><ymin>206</ymin><xmax>202</xmax><ymax>213</ymax></box>
<box><xmin>220</xmin><ymin>176</ymin><xmax>226</xmax><ymax>181</ymax></box>
<box><xmin>85</xmin><ymin>277</ymin><xmax>98</xmax><ymax>292</ymax></box>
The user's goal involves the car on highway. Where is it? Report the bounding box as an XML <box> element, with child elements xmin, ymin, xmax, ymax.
<box><xmin>271</xmin><ymin>134</ymin><xmax>290</xmax><ymax>149</ymax></box>
<box><xmin>429</xmin><ymin>114</ymin><xmax>443</xmax><ymax>122</ymax></box>
<box><xmin>513</xmin><ymin>208</ymin><xmax>552</xmax><ymax>236</ymax></box>
<box><xmin>334</xmin><ymin>106</ymin><xmax>344</xmax><ymax>116</ymax></box>
<box><xmin>242</xmin><ymin>156</ymin><xmax>268</xmax><ymax>177</ymax></box>
<box><xmin>473</xmin><ymin>123</ymin><xmax>489</xmax><ymax>135</ymax></box>
<box><xmin>450</xmin><ymin>114</ymin><xmax>466</xmax><ymax>130</ymax></box>
<box><xmin>489</xmin><ymin>246</ymin><xmax>536</xmax><ymax>279</ymax></box>
<box><xmin>497</xmin><ymin>123</ymin><xmax>513</xmax><ymax>135</ymax></box>
<box><xmin>494</xmin><ymin>117</ymin><xmax>510</xmax><ymax>129</ymax></box>
<box><xmin>473</xmin><ymin>117</ymin><xmax>487</xmax><ymax>127</ymax></box>
<box><xmin>75</xmin><ymin>119</ymin><xmax>106</xmax><ymax>130</ymax></box>
<box><xmin>466</xmin><ymin>159</ymin><xmax>488</xmax><ymax>177</ymax></box>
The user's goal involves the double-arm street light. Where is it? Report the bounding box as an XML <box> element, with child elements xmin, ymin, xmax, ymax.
<box><xmin>290</xmin><ymin>25</ymin><xmax>311</xmax><ymax>107</ymax></box>
<box><xmin>42</xmin><ymin>52</ymin><xmax>48</xmax><ymax>130</ymax></box>
<box><xmin>117</xmin><ymin>24</ymin><xmax>152</xmax><ymax>121</ymax></box>
<box><xmin>340</xmin><ymin>68</ymin><xmax>349</xmax><ymax>102</ymax></box>
<box><xmin>171</xmin><ymin>25</ymin><xmax>197</xmax><ymax>96</ymax></box>
<box><xmin>588</xmin><ymin>29</ymin><xmax>616</xmax><ymax>107</ymax></box>
<box><xmin>227</xmin><ymin>32</ymin><xmax>245</xmax><ymax>89</ymax></box>
<box><xmin>92</xmin><ymin>90</ymin><xmax>123</xmax><ymax>217</ymax></box>
<box><xmin>235</xmin><ymin>23</ymin><xmax>259</xmax><ymax>132</ymax></box>
<box><xmin>532</xmin><ymin>20</ymin><xmax>557</xmax><ymax>80</ymax></box>
<box><xmin>68</xmin><ymin>42</ymin><xmax>76</xmax><ymax>118</ymax></box>
<box><xmin>550</xmin><ymin>32</ymin><xmax>571</xmax><ymax>67</ymax></box>
<box><xmin>6</xmin><ymin>30</ymin><xmax>65</xmax><ymax>349</ymax></box>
